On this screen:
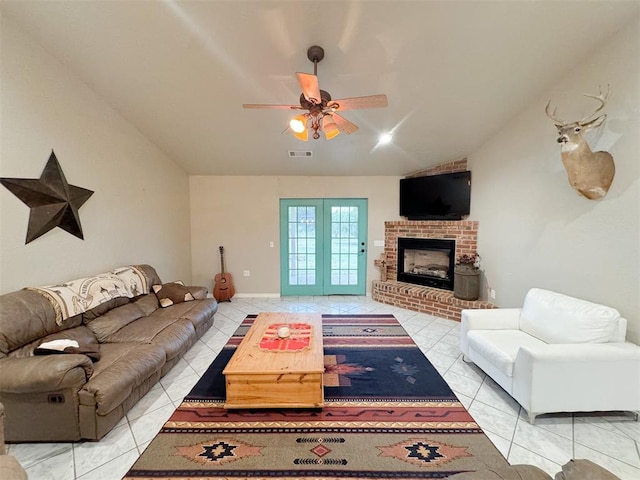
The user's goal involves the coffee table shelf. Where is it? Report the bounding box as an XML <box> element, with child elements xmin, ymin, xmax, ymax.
<box><xmin>223</xmin><ymin>312</ymin><xmax>324</xmax><ymax>409</ymax></box>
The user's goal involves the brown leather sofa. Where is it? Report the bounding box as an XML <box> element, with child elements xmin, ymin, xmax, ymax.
<box><xmin>0</xmin><ymin>264</ymin><xmax>217</xmax><ymax>442</ymax></box>
<box><xmin>0</xmin><ymin>403</ymin><xmax>27</xmax><ymax>480</ymax></box>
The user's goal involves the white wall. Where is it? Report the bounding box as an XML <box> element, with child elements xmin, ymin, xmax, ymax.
<box><xmin>0</xmin><ymin>14</ymin><xmax>193</xmax><ymax>292</ymax></box>
<box><xmin>469</xmin><ymin>17</ymin><xmax>639</xmax><ymax>343</ymax></box>
<box><xmin>189</xmin><ymin>176</ymin><xmax>402</xmax><ymax>295</ymax></box>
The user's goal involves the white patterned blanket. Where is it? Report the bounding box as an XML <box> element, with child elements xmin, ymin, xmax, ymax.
<box><xmin>27</xmin><ymin>265</ymin><xmax>149</xmax><ymax>325</ymax></box>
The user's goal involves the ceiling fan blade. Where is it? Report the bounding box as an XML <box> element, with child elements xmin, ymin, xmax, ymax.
<box><xmin>242</xmin><ymin>103</ymin><xmax>302</xmax><ymax>110</ymax></box>
<box><xmin>326</xmin><ymin>94</ymin><xmax>388</xmax><ymax>111</ymax></box>
<box><xmin>332</xmin><ymin>113</ymin><xmax>359</xmax><ymax>135</ymax></box>
<box><xmin>296</xmin><ymin>72</ymin><xmax>321</xmax><ymax>104</ymax></box>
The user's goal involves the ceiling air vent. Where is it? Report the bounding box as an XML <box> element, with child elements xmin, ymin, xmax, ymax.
<box><xmin>288</xmin><ymin>151</ymin><xmax>313</xmax><ymax>158</ymax></box>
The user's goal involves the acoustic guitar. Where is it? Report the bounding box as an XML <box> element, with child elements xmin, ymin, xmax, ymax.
<box><xmin>213</xmin><ymin>245</ymin><xmax>235</xmax><ymax>302</ymax></box>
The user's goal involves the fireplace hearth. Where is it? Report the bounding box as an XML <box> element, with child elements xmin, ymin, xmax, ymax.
<box><xmin>397</xmin><ymin>237</ymin><xmax>455</xmax><ymax>290</ymax></box>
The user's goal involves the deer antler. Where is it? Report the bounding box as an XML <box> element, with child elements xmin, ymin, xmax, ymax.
<box><xmin>544</xmin><ymin>100</ymin><xmax>565</xmax><ymax>125</ymax></box>
<box><xmin>579</xmin><ymin>84</ymin><xmax>610</xmax><ymax>125</ymax></box>
<box><xmin>545</xmin><ymin>100</ymin><xmax>565</xmax><ymax>125</ymax></box>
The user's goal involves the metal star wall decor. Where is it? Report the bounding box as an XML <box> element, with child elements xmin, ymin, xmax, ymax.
<box><xmin>0</xmin><ymin>150</ymin><xmax>94</xmax><ymax>244</ymax></box>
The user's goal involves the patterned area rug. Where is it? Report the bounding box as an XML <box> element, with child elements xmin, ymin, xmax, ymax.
<box><xmin>124</xmin><ymin>314</ymin><xmax>508</xmax><ymax>479</ymax></box>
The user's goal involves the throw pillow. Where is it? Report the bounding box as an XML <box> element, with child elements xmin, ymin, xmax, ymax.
<box><xmin>152</xmin><ymin>281</ymin><xmax>195</xmax><ymax>308</ymax></box>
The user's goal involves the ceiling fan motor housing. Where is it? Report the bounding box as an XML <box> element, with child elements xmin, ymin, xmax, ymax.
<box><xmin>299</xmin><ymin>90</ymin><xmax>332</xmax><ymax>110</ymax></box>
<box><xmin>307</xmin><ymin>45</ymin><xmax>325</xmax><ymax>64</ymax></box>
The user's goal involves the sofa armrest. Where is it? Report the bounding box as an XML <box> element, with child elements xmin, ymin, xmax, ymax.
<box><xmin>460</xmin><ymin>308</ymin><xmax>521</xmax><ymax>355</ymax></box>
<box><xmin>513</xmin><ymin>343</ymin><xmax>640</xmax><ymax>416</ymax></box>
<box><xmin>187</xmin><ymin>286</ymin><xmax>208</xmax><ymax>300</ymax></box>
<box><xmin>0</xmin><ymin>355</ymin><xmax>93</xmax><ymax>394</ymax></box>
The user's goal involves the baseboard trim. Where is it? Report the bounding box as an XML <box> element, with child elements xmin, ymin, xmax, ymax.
<box><xmin>233</xmin><ymin>293</ymin><xmax>281</xmax><ymax>298</ymax></box>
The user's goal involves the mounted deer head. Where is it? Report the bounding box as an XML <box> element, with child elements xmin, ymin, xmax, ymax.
<box><xmin>545</xmin><ymin>85</ymin><xmax>615</xmax><ymax>200</ymax></box>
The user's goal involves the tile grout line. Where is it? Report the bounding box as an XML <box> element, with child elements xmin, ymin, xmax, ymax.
<box><xmin>72</xmin><ymin>441</ymin><xmax>77</xmax><ymax>480</ymax></box>
<box><xmin>505</xmin><ymin>406</ymin><xmax>522</xmax><ymax>461</ymax></box>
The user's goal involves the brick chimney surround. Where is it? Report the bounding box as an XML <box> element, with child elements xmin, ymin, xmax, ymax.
<box><xmin>372</xmin><ymin>220</ymin><xmax>495</xmax><ymax>321</ymax></box>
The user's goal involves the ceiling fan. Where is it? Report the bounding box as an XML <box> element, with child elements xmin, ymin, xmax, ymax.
<box><xmin>242</xmin><ymin>46</ymin><xmax>388</xmax><ymax>141</ymax></box>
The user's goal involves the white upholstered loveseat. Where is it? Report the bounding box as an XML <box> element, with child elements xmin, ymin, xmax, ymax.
<box><xmin>461</xmin><ymin>288</ymin><xmax>640</xmax><ymax>423</ymax></box>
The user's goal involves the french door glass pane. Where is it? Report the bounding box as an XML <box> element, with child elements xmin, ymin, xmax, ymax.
<box><xmin>329</xmin><ymin>206</ymin><xmax>360</xmax><ymax>286</ymax></box>
<box><xmin>287</xmin><ymin>206</ymin><xmax>317</xmax><ymax>287</ymax></box>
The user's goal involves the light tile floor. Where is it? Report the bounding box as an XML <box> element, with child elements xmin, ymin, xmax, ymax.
<box><xmin>7</xmin><ymin>296</ymin><xmax>640</xmax><ymax>479</ymax></box>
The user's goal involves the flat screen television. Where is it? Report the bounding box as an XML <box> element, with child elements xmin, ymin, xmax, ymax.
<box><xmin>399</xmin><ymin>171</ymin><xmax>471</xmax><ymax>220</ymax></box>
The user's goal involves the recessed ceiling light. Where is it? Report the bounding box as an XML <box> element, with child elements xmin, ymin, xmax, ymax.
<box><xmin>378</xmin><ymin>132</ymin><xmax>393</xmax><ymax>144</ymax></box>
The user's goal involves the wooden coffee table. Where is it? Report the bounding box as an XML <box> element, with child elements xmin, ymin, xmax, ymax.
<box><xmin>223</xmin><ymin>312</ymin><xmax>324</xmax><ymax>409</ymax></box>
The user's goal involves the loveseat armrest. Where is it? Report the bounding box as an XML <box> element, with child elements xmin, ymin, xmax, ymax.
<box><xmin>461</xmin><ymin>308</ymin><xmax>521</xmax><ymax>356</ymax></box>
<box><xmin>0</xmin><ymin>355</ymin><xmax>93</xmax><ymax>394</ymax></box>
<box><xmin>513</xmin><ymin>343</ymin><xmax>640</xmax><ymax>421</ymax></box>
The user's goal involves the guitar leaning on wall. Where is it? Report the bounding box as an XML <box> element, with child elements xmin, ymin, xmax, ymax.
<box><xmin>213</xmin><ymin>246</ymin><xmax>235</xmax><ymax>302</ymax></box>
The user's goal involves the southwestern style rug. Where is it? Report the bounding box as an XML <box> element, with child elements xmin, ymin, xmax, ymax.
<box><xmin>125</xmin><ymin>314</ymin><xmax>508</xmax><ymax>479</ymax></box>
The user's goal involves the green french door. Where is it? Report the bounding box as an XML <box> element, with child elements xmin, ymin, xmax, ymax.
<box><xmin>280</xmin><ymin>199</ymin><xmax>367</xmax><ymax>296</ymax></box>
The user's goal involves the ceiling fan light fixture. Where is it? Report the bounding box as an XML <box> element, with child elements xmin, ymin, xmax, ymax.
<box><xmin>325</xmin><ymin>128</ymin><xmax>340</xmax><ymax>140</ymax></box>
<box><xmin>290</xmin><ymin>115</ymin><xmax>307</xmax><ymax>133</ymax></box>
<box><xmin>293</xmin><ymin>127</ymin><xmax>309</xmax><ymax>142</ymax></box>
<box><xmin>322</xmin><ymin>116</ymin><xmax>340</xmax><ymax>140</ymax></box>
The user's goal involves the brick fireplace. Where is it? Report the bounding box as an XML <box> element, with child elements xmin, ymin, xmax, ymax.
<box><xmin>372</xmin><ymin>220</ymin><xmax>495</xmax><ymax>321</ymax></box>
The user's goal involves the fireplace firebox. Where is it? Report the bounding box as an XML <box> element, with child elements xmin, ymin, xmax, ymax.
<box><xmin>396</xmin><ymin>237</ymin><xmax>455</xmax><ymax>290</ymax></box>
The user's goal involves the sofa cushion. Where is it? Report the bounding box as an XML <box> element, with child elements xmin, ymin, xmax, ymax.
<box><xmin>79</xmin><ymin>342</ymin><xmax>165</xmax><ymax>415</ymax></box>
<box><xmin>82</xmin><ymin>296</ymin><xmax>131</xmax><ymax>321</ymax></box>
<box><xmin>8</xmin><ymin>325</ymin><xmax>99</xmax><ymax>360</ymax></box>
<box><xmin>40</xmin><ymin>325</ymin><xmax>99</xmax><ymax>346</ymax></box>
<box><xmin>148</xmin><ymin>318</ymin><xmax>197</xmax><ymax>361</ymax></box>
<box><xmin>134</xmin><ymin>294</ymin><xmax>159</xmax><ymax>316</ymax></box>
<box><xmin>519</xmin><ymin>288</ymin><xmax>620</xmax><ymax>344</ymax></box>
<box><xmin>188</xmin><ymin>286</ymin><xmax>208</xmax><ymax>300</ymax></box>
<box><xmin>150</xmin><ymin>298</ymin><xmax>218</xmax><ymax>332</ymax></box>
<box><xmin>101</xmin><ymin>315</ymin><xmax>197</xmax><ymax>362</ymax></box>
<box><xmin>467</xmin><ymin>330</ymin><xmax>547</xmax><ymax>377</ymax></box>
<box><xmin>152</xmin><ymin>281</ymin><xmax>195</xmax><ymax>308</ymax></box>
<box><xmin>34</xmin><ymin>325</ymin><xmax>101</xmax><ymax>361</ymax></box>
<box><xmin>85</xmin><ymin>302</ymin><xmax>147</xmax><ymax>343</ymax></box>
<box><xmin>136</xmin><ymin>264</ymin><xmax>162</xmax><ymax>290</ymax></box>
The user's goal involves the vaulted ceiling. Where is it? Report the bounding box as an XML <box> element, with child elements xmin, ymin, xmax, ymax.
<box><xmin>2</xmin><ymin>1</ymin><xmax>638</xmax><ymax>176</ymax></box>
